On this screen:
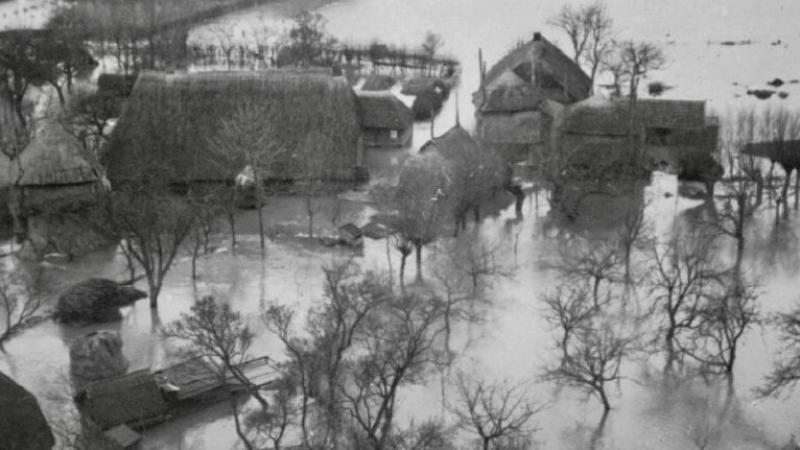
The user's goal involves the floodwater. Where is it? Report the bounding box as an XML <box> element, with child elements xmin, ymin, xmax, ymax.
<box><xmin>4</xmin><ymin>0</ymin><xmax>800</xmax><ymax>449</ymax></box>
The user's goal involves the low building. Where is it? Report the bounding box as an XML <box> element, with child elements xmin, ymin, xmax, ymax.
<box><xmin>338</xmin><ymin>223</ymin><xmax>363</xmax><ymax>247</ymax></box>
<box><xmin>473</xmin><ymin>32</ymin><xmax>592</xmax><ymax>163</ymax></box>
<box><xmin>560</xmin><ymin>96</ymin><xmax>718</xmax><ymax>172</ymax></box>
<box><xmin>74</xmin><ymin>369</ymin><xmax>169</xmax><ymax>432</ymax></box>
<box><xmin>356</xmin><ymin>91</ymin><xmax>413</xmax><ymax>149</ymax></box>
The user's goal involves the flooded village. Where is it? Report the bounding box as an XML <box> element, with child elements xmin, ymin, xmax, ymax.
<box><xmin>3</xmin><ymin>0</ymin><xmax>800</xmax><ymax>449</ymax></box>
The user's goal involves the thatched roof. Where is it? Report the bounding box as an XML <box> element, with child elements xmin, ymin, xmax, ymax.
<box><xmin>743</xmin><ymin>140</ymin><xmax>800</xmax><ymax>169</ymax></box>
<box><xmin>408</xmin><ymin>126</ymin><xmax>508</xmax><ymax>211</ymax></box>
<box><xmin>356</xmin><ymin>91</ymin><xmax>413</xmax><ymax>130</ymax></box>
<box><xmin>0</xmin><ymin>372</ymin><xmax>55</xmax><ymax>450</ymax></box>
<box><xmin>0</xmin><ymin>121</ymin><xmax>97</xmax><ymax>187</ymax></box>
<box><xmin>361</xmin><ymin>74</ymin><xmax>396</xmax><ymax>91</ymax></box>
<box><xmin>98</xmin><ymin>73</ymin><xmax>139</xmax><ymax>99</ymax></box>
<box><xmin>75</xmin><ymin>369</ymin><xmax>168</xmax><ymax>431</ymax></box>
<box><xmin>482</xmin><ymin>32</ymin><xmax>591</xmax><ymax>104</ymax></box>
<box><xmin>481</xmin><ymin>84</ymin><xmax>543</xmax><ymax>114</ymax></box>
<box><xmin>563</xmin><ymin>96</ymin><xmax>707</xmax><ymax>136</ymax></box>
<box><xmin>106</xmin><ymin>70</ymin><xmax>362</xmax><ymax>187</ymax></box>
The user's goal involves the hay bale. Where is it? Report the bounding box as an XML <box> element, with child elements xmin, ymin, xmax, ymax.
<box><xmin>70</xmin><ymin>330</ymin><xmax>129</xmax><ymax>391</ymax></box>
<box><xmin>54</xmin><ymin>279</ymin><xmax>147</xmax><ymax>324</ymax></box>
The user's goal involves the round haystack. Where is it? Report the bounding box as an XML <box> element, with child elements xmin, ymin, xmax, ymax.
<box><xmin>70</xmin><ymin>330</ymin><xmax>129</xmax><ymax>391</ymax></box>
<box><xmin>54</xmin><ymin>278</ymin><xmax>147</xmax><ymax>324</ymax></box>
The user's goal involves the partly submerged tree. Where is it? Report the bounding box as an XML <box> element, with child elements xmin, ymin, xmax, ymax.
<box><xmin>0</xmin><ymin>265</ymin><xmax>45</xmax><ymax>351</ymax></box>
<box><xmin>453</xmin><ymin>373</ymin><xmax>542</xmax><ymax>450</ymax></box>
<box><xmin>162</xmin><ymin>296</ymin><xmax>270</xmax><ymax>450</ymax></box>
<box><xmin>212</xmin><ymin>100</ymin><xmax>287</xmax><ymax>253</ymax></box>
<box><xmin>100</xmin><ymin>190</ymin><xmax>195</xmax><ymax>309</ymax></box>
<box><xmin>759</xmin><ymin>305</ymin><xmax>800</xmax><ymax>397</ymax></box>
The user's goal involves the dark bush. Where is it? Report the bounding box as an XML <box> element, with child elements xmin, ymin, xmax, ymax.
<box><xmin>411</xmin><ymin>90</ymin><xmax>444</xmax><ymax>121</ymax></box>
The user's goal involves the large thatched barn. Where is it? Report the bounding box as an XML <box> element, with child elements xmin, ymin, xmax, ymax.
<box><xmin>105</xmin><ymin>70</ymin><xmax>363</xmax><ymax>189</ymax></box>
<box><xmin>473</xmin><ymin>32</ymin><xmax>592</xmax><ymax>163</ymax></box>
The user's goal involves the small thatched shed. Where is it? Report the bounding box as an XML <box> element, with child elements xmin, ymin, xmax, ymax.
<box><xmin>0</xmin><ymin>121</ymin><xmax>97</xmax><ymax>188</ymax></box>
<box><xmin>356</xmin><ymin>91</ymin><xmax>413</xmax><ymax>148</ymax></box>
<box><xmin>75</xmin><ymin>369</ymin><xmax>168</xmax><ymax>431</ymax></box>
<box><xmin>105</xmin><ymin>70</ymin><xmax>363</xmax><ymax>189</ymax></box>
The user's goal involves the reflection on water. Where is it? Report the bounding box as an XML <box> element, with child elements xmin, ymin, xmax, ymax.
<box><xmin>3</xmin><ymin>175</ymin><xmax>800</xmax><ymax>449</ymax></box>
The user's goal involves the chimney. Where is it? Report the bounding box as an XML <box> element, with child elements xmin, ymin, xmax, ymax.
<box><xmin>533</xmin><ymin>32</ymin><xmax>542</xmax><ymax>41</ymax></box>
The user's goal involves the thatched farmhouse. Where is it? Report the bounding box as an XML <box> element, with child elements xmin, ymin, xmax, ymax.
<box><xmin>560</xmin><ymin>96</ymin><xmax>719</xmax><ymax>171</ymax></box>
<box><xmin>473</xmin><ymin>32</ymin><xmax>592</xmax><ymax>162</ymax></box>
<box><xmin>356</xmin><ymin>91</ymin><xmax>413</xmax><ymax>149</ymax></box>
<box><xmin>105</xmin><ymin>70</ymin><xmax>363</xmax><ymax>189</ymax></box>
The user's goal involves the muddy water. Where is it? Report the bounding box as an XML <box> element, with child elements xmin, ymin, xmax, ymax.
<box><xmin>4</xmin><ymin>0</ymin><xmax>800</xmax><ymax>448</ymax></box>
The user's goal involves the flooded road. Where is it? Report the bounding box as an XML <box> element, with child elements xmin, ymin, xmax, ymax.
<box><xmin>3</xmin><ymin>0</ymin><xmax>800</xmax><ymax>448</ymax></box>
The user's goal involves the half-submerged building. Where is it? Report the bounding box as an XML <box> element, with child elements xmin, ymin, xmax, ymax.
<box><xmin>473</xmin><ymin>32</ymin><xmax>592</xmax><ymax>162</ymax></box>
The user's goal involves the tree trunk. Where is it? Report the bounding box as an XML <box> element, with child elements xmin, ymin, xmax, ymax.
<box><xmin>781</xmin><ymin>167</ymin><xmax>793</xmax><ymax>213</ymax></box>
<box><xmin>599</xmin><ymin>385</ymin><xmax>611</xmax><ymax>411</ymax></box>
<box><xmin>306</xmin><ymin>195</ymin><xmax>314</xmax><ymax>238</ymax></box>
<box><xmin>415</xmin><ymin>243</ymin><xmax>423</xmax><ymax>282</ymax></box>
<box><xmin>148</xmin><ymin>277</ymin><xmax>159</xmax><ymax>309</ymax></box>
<box><xmin>230</xmin><ymin>396</ymin><xmax>254</xmax><ymax>450</ymax></box>
<box><xmin>399</xmin><ymin>252</ymin><xmax>408</xmax><ymax>288</ymax></box>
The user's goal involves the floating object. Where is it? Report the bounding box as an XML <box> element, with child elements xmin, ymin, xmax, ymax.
<box><xmin>768</xmin><ymin>78</ymin><xmax>785</xmax><ymax>87</ymax></box>
<box><xmin>779</xmin><ymin>91</ymin><xmax>790</xmax><ymax>99</ymax></box>
<box><xmin>771</xmin><ymin>39</ymin><xmax>783</xmax><ymax>46</ymax></box>
<box><xmin>747</xmin><ymin>89</ymin><xmax>775</xmax><ymax>100</ymax></box>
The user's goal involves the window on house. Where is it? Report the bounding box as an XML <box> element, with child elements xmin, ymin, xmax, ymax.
<box><xmin>390</xmin><ymin>129</ymin><xmax>399</xmax><ymax>139</ymax></box>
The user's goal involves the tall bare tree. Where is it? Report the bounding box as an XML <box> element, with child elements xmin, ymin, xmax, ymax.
<box><xmin>162</xmin><ymin>296</ymin><xmax>277</xmax><ymax>450</ymax></box>
<box><xmin>453</xmin><ymin>373</ymin><xmax>542</xmax><ymax>450</ymax></box>
<box><xmin>0</xmin><ymin>265</ymin><xmax>45</xmax><ymax>351</ymax></box>
<box><xmin>648</xmin><ymin>230</ymin><xmax>724</xmax><ymax>374</ymax></box>
<box><xmin>212</xmin><ymin>101</ymin><xmax>287</xmax><ymax>253</ymax></box>
<box><xmin>102</xmin><ymin>190</ymin><xmax>194</xmax><ymax>309</ymax></box>
<box><xmin>549</xmin><ymin>2</ymin><xmax>614</xmax><ymax>89</ymax></box>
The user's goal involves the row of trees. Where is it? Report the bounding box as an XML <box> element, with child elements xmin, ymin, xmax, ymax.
<box><xmin>161</xmin><ymin>256</ymin><xmax>541</xmax><ymax>450</ymax></box>
<box><xmin>548</xmin><ymin>1</ymin><xmax>666</xmax><ymax>99</ymax></box>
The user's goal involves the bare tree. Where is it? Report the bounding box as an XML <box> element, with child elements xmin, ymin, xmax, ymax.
<box><xmin>212</xmin><ymin>100</ymin><xmax>287</xmax><ymax>253</ymax></box>
<box><xmin>542</xmin><ymin>284</ymin><xmax>596</xmax><ymax>361</ymax></box>
<box><xmin>548</xmin><ymin>3</ymin><xmax>593</xmax><ymax>64</ymax></box>
<box><xmin>548</xmin><ymin>2</ymin><xmax>614</xmax><ymax>89</ymax></box>
<box><xmin>453</xmin><ymin>373</ymin><xmax>542</xmax><ymax>450</ymax></box>
<box><xmin>759</xmin><ymin>305</ymin><xmax>800</xmax><ymax>397</ymax></box>
<box><xmin>554</xmin><ymin>236</ymin><xmax>621</xmax><ymax>308</ymax></box>
<box><xmin>162</xmin><ymin>296</ymin><xmax>270</xmax><ymax>450</ymax></box>
<box><xmin>617</xmin><ymin>40</ymin><xmax>665</xmax><ymax>105</ymax></box>
<box><xmin>0</xmin><ymin>266</ymin><xmax>44</xmax><ymax>351</ymax></box>
<box><xmin>617</xmin><ymin>201</ymin><xmax>651</xmax><ymax>284</ymax></box>
<box><xmin>648</xmin><ymin>230</ymin><xmax>724</xmax><ymax>374</ymax></box>
<box><xmin>102</xmin><ymin>190</ymin><xmax>195</xmax><ymax>309</ymax></box>
<box><xmin>263</xmin><ymin>264</ymin><xmax>391</xmax><ymax>449</ymax></box>
<box><xmin>341</xmin><ymin>293</ymin><xmax>447</xmax><ymax>449</ymax></box>
<box><xmin>421</xmin><ymin>31</ymin><xmax>444</xmax><ymax>76</ymax></box>
<box><xmin>681</xmin><ymin>278</ymin><xmax>760</xmax><ymax>382</ymax></box>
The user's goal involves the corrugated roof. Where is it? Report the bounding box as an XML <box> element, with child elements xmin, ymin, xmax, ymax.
<box><xmin>356</xmin><ymin>92</ymin><xmax>413</xmax><ymax>130</ymax></box>
<box><xmin>77</xmin><ymin>369</ymin><xmax>167</xmax><ymax>431</ymax></box>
